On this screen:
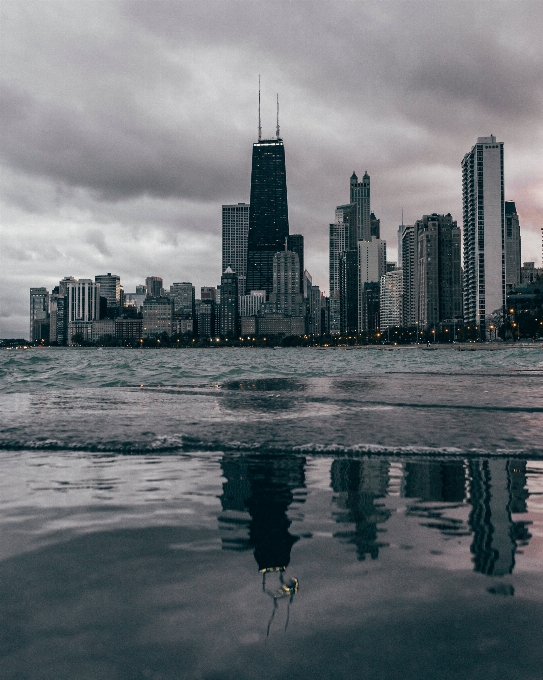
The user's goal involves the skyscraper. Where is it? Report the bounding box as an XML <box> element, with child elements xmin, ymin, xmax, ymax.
<box><xmin>222</xmin><ymin>203</ymin><xmax>249</xmax><ymax>296</ymax></box>
<box><xmin>329</xmin><ymin>204</ymin><xmax>357</xmax><ymax>336</ymax></box>
<box><xmin>94</xmin><ymin>273</ymin><xmax>121</xmax><ymax>310</ymax></box>
<box><xmin>462</xmin><ymin>135</ymin><xmax>505</xmax><ymax>337</ymax></box>
<box><xmin>358</xmin><ymin>238</ymin><xmax>386</xmax><ymax>332</ymax></box>
<box><xmin>286</xmin><ymin>234</ymin><xmax>304</xmax><ymax>294</ymax></box>
<box><xmin>246</xmin><ymin>136</ymin><xmax>289</xmax><ymax>296</ymax></box>
<box><xmin>145</xmin><ymin>276</ymin><xmax>163</xmax><ymax>298</ymax></box>
<box><xmin>505</xmin><ymin>201</ymin><xmax>521</xmax><ymax>290</ymax></box>
<box><xmin>350</xmin><ymin>171</ymin><xmax>371</xmax><ymax>241</ymax></box>
<box><xmin>29</xmin><ymin>287</ymin><xmax>50</xmax><ymax>342</ymax></box>
<box><xmin>380</xmin><ymin>270</ymin><xmax>403</xmax><ymax>330</ymax></box>
<box><xmin>66</xmin><ymin>279</ymin><xmax>100</xmax><ymax>344</ymax></box>
<box><xmin>219</xmin><ymin>267</ymin><xmax>239</xmax><ymax>338</ymax></box>
<box><xmin>268</xmin><ymin>250</ymin><xmax>305</xmax><ymax>317</ymax></box>
<box><xmin>401</xmin><ymin>225</ymin><xmax>416</xmax><ymax>326</ymax></box>
<box><xmin>415</xmin><ymin>214</ymin><xmax>462</xmax><ymax>328</ymax></box>
<box><xmin>370</xmin><ymin>212</ymin><xmax>380</xmax><ymax>239</ymax></box>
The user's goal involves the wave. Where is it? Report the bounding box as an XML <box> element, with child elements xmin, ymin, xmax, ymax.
<box><xmin>0</xmin><ymin>435</ymin><xmax>541</xmax><ymax>459</ymax></box>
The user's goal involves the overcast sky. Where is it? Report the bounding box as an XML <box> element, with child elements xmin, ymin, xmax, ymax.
<box><xmin>1</xmin><ymin>0</ymin><xmax>542</xmax><ymax>337</ymax></box>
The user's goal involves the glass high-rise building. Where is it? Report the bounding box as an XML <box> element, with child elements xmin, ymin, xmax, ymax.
<box><xmin>462</xmin><ymin>135</ymin><xmax>505</xmax><ymax>337</ymax></box>
<box><xmin>219</xmin><ymin>267</ymin><xmax>239</xmax><ymax>338</ymax></box>
<box><xmin>286</xmin><ymin>234</ymin><xmax>304</xmax><ymax>295</ymax></box>
<box><xmin>94</xmin><ymin>273</ymin><xmax>121</xmax><ymax>309</ymax></box>
<box><xmin>29</xmin><ymin>287</ymin><xmax>50</xmax><ymax>342</ymax></box>
<box><xmin>222</xmin><ymin>203</ymin><xmax>249</xmax><ymax>296</ymax></box>
<box><xmin>505</xmin><ymin>201</ymin><xmax>521</xmax><ymax>291</ymax></box>
<box><xmin>246</xmin><ymin>138</ymin><xmax>289</xmax><ymax>296</ymax></box>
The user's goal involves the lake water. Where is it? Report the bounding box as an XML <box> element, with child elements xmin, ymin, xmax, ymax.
<box><xmin>1</xmin><ymin>347</ymin><xmax>542</xmax><ymax>679</ymax></box>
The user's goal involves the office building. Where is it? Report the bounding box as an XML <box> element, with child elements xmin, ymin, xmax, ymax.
<box><xmin>246</xmin><ymin>135</ymin><xmax>289</xmax><ymax>296</ymax></box>
<box><xmin>358</xmin><ymin>238</ymin><xmax>386</xmax><ymax>332</ymax></box>
<box><xmin>401</xmin><ymin>225</ymin><xmax>417</xmax><ymax>326</ymax></box>
<box><xmin>505</xmin><ymin>201</ymin><xmax>521</xmax><ymax>290</ymax></box>
<box><xmin>339</xmin><ymin>250</ymin><xmax>359</xmax><ymax>334</ymax></box>
<box><xmin>219</xmin><ymin>267</ymin><xmax>239</xmax><ymax>337</ymax></box>
<box><xmin>308</xmin><ymin>285</ymin><xmax>322</xmax><ymax>336</ymax></box>
<box><xmin>197</xmin><ymin>301</ymin><xmax>216</xmax><ymax>339</ymax></box>
<box><xmin>267</xmin><ymin>250</ymin><xmax>305</xmax><ymax>318</ymax></box>
<box><xmin>329</xmin><ymin>218</ymin><xmax>349</xmax><ymax>335</ymax></box>
<box><xmin>65</xmin><ymin>279</ymin><xmax>100</xmax><ymax>345</ymax></box>
<box><xmin>222</xmin><ymin>203</ymin><xmax>249</xmax><ymax>296</ymax></box>
<box><xmin>462</xmin><ymin>135</ymin><xmax>505</xmax><ymax>337</ymax></box>
<box><xmin>286</xmin><ymin>234</ymin><xmax>304</xmax><ymax>294</ymax></box>
<box><xmin>370</xmin><ymin>212</ymin><xmax>380</xmax><ymax>239</ymax></box>
<box><xmin>239</xmin><ymin>291</ymin><xmax>266</xmax><ymax>317</ymax></box>
<box><xmin>414</xmin><ymin>214</ymin><xmax>462</xmax><ymax>328</ymax></box>
<box><xmin>170</xmin><ymin>282</ymin><xmax>195</xmax><ymax>316</ymax></box>
<box><xmin>29</xmin><ymin>287</ymin><xmax>50</xmax><ymax>342</ymax></box>
<box><xmin>95</xmin><ymin>273</ymin><xmax>121</xmax><ymax>310</ymax></box>
<box><xmin>115</xmin><ymin>318</ymin><xmax>143</xmax><ymax>342</ymax></box>
<box><xmin>145</xmin><ymin>276</ymin><xmax>163</xmax><ymax>298</ymax></box>
<box><xmin>521</xmin><ymin>262</ymin><xmax>543</xmax><ymax>284</ymax></box>
<box><xmin>142</xmin><ymin>297</ymin><xmax>173</xmax><ymax>338</ymax></box>
<box><xmin>380</xmin><ymin>270</ymin><xmax>403</xmax><ymax>330</ymax></box>
<box><xmin>91</xmin><ymin>319</ymin><xmax>116</xmax><ymax>342</ymax></box>
<box><xmin>350</xmin><ymin>171</ymin><xmax>371</xmax><ymax>241</ymax></box>
<box><xmin>201</xmin><ymin>286</ymin><xmax>217</xmax><ymax>302</ymax></box>
<box><xmin>360</xmin><ymin>282</ymin><xmax>380</xmax><ymax>333</ymax></box>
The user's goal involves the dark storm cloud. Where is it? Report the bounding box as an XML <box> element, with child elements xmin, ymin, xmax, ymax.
<box><xmin>1</xmin><ymin>0</ymin><xmax>542</xmax><ymax>337</ymax></box>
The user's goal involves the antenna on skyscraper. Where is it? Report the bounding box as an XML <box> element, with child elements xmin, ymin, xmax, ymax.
<box><xmin>276</xmin><ymin>93</ymin><xmax>280</xmax><ymax>139</ymax></box>
<box><xmin>401</xmin><ymin>208</ymin><xmax>404</xmax><ymax>227</ymax></box>
<box><xmin>258</xmin><ymin>75</ymin><xmax>262</xmax><ymax>142</ymax></box>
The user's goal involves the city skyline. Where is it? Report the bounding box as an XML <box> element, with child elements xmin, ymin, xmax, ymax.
<box><xmin>2</xmin><ymin>1</ymin><xmax>543</xmax><ymax>338</ymax></box>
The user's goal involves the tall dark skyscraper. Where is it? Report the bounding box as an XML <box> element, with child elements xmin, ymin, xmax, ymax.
<box><xmin>246</xmin><ymin>136</ymin><xmax>289</xmax><ymax>296</ymax></box>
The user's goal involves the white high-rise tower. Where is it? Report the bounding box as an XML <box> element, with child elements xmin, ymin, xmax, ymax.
<box><xmin>462</xmin><ymin>135</ymin><xmax>505</xmax><ymax>338</ymax></box>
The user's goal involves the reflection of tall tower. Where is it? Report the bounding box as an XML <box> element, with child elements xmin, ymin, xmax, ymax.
<box><xmin>331</xmin><ymin>458</ymin><xmax>391</xmax><ymax>560</ymax></box>
<box><xmin>467</xmin><ymin>459</ymin><xmax>530</xmax><ymax>576</ymax></box>
<box><xmin>218</xmin><ymin>454</ymin><xmax>306</xmax><ymax>572</ymax></box>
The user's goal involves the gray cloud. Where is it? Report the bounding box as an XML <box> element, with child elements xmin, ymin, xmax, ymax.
<box><xmin>1</xmin><ymin>0</ymin><xmax>542</xmax><ymax>337</ymax></box>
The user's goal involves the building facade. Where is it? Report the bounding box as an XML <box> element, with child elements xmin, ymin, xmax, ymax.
<box><xmin>142</xmin><ymin>297</ymin><xmax>173</xmax><ymax>338</ymax></box>
<box><xmin>505</xmin><ymin>201</ymin><xmax>521</xmax><ymax>291</ymax></box>
<box><xmin>358</xmin><ymin>238</ymin><xmax>386</xmax><ymax>332</ymax></box>
<box><xmin>246</xmin><ymin>138</ymin><xmax>289</xmax><ymax>295</ymax></box>
<box><xmin>95</xmin><ymin>273</ymin><xmax>121</xmax><ymax>310</ymax></box>
<box><xmin>286</xmin><ymin>234</ymin><xmax>304</xmax><ymax>294</ymax></box>
<box><xmin>222</xmin><ymin>203</ymin><xmax>249</xmax><ymax>296</ymax></box>
<box><xmin>350</xmin><ymin>171</ymin><xmax>371</xmax><ymax>241</ymax></box>
<box><xmin>29</xmin><ymin>287</ymin><xmax>50</xmax><ymax>342</ymax></box>
<box><xmin>462</xmin><ymin>135</ymin><xmax>505</xmax><ymax>337</ymax></box>
<box><xmin>329</xmin><ymin>219</ymin><xmax>349</xmax><ymax>335</ymax></box>
<box><xmin>219</xmin><ymin>267</ymin><xmax>239</xmax><ymax>337</ymax></box>
<box><xmin>145</xmin><ymin>276</ymin><xmax>164</xmax><ymax>298</ymax></box>
<box><xmin>239</xmin><ymin>291</ymin><xmax>266</xmax><ymax>317</ymax></box>
<box><xmin>380</xmin><ymin>270</ymin><xmax>403</xmax><ymax>330</ymax></box>
<box><xmin>268</xmin><ymin>250</ymin><xmax>305</xmax><ymax>318</ymax></box>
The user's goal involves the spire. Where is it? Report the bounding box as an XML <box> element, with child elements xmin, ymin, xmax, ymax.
<box><xmin>258</xmin><ymin>75</ymin><xmax>262</xmax><ymax>142</ymax></box>
<box><xmin>350</xmin><ymin>171</ymin><xmax>358</xmax><ymax>182</ymax></box>
<box><xmin>276</xmin><ymin>93</ymin><xmax>280</xmax><ymax>139</ymax></box>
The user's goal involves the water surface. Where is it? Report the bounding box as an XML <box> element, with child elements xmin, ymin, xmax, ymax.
<box><xmin>1</xmin><ymin>347</ymin><xmax>542</xmax><ymax>679</ymax></box>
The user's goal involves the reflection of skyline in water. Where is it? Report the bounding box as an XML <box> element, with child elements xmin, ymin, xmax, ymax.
<box><xmin>219</xmin><ymin>454</ymin><xmax>533</xmax><ymax>579</ymax></box>
<box><xmin>331</xmin><ymin>458</ymin><xmax>391</xmax><ymax>560</ymax></box>
<box><xmin>219</xmin><ymin>454</ymin><xmax>306</xmax><ymax>572</ymax></box>
<box><xmin>467</xmin><ymin>459</ymin><xmax>531</xmax><ymax>576</ymax></box>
